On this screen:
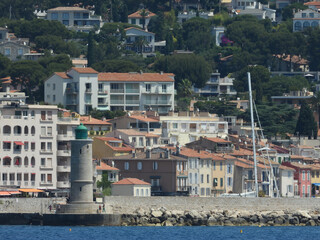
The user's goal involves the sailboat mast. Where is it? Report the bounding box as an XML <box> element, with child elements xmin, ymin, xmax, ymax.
<box><xmin>248</xmin><ymin>72</ymin><xmax>259</xmax><ymax>197</ymax></box>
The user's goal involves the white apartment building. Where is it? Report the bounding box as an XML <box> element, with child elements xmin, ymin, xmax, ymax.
<box><xmin>293</xmin><ymin>9</ymin><xmax>320</xmax><ymax>32</ymax></box>
<box><xmin>44</xmin><ymin>67</ymin><xmax>175</xmax><ymax>115</ymax></box>
<box><xmin>0</xmin><ymin>101</ymin><xmax>79</xmax><ymax>191</ymax></box>
<box><xmin>46</xmin><ymin>7</ymin><xmax>102</xmax><ymax>32</ymax></box>
<box><xmin>160</xmin><ymin>112</ymin><xmax>228</xmax><ymax>146</ymax></box>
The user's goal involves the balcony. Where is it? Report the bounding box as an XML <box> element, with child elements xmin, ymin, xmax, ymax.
<box><xmin>125</xmin><ymin>99</ymin><xmax>140</xmax><ymax>105</ymax></box>
<box><xmin>151</xmin><ymin>186</ymin><xmax>162</xmax><ymax>192</ymax></box>
<box><xmin>40</xmin><ymin>181</ymin><xmax>53</xmax><ymax>187</ymax></box>
<box><xmin>57</xmin><ymin>133</ymin><xmax>75</xmax><ymax>141</ymax></box>
<box><xmin>110</xmin><ymin>89</ymin><xmax>124</xmax><ymax>93</ymax></box>
<box><xmin>57</xmin><ymin>149</ymin><xmax>71</xmax><ymax>157</ymax></box>
<box><xmin>66</xmin><ymin>88</ymin><xmax>78</xmax><ymax>94</ymax></box>
<box><xmin>66</xmin><ymin>100</ymin><xmax>77</xmax><ymax>105</ymax></box>
<box><xmin>57</xmin><ymin>165</ymin><xmax>71</xmax><ymax>172</ymax></box>
<box><xmin>125</xmin><ymin>89</ymin><xmax>140</xmax><ymax>94</ymax></box>
<box><xmin>144</xmin><ymin>100</ymin><xmax>171</xmax><ymax>105</ymax></box>
<box><xmin>110</xmin><ymin>99</ymin><xmax>124</xmax><ymax>104</ymax></box>
<box><xmin>57</xmin><ymin>181</ymin><xmax>70</xmax><ymax>188</ymax></box>
<box><xmin>98</xmin><ymin>90</ymin><xmax>108</xmax><ymax>95</ymax></box>
<box><xmin>58</xmin><ymin>117</ymin><xmax>79</xmax><ymax>125</ymax></box>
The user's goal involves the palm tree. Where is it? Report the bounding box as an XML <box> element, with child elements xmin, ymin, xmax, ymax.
<box><xmin>178</xmin><ymin>79</ymin><xmax>193</xmax><ymax>98</ymax></box>
<box><xmin>139</xmin><ymin>9</ymin><xmax>149</xmax><ymax>30</ymax></box>
<box><xmin>133</xmin><ymin>36</ymin><xmax>149</xmax><ymax>54</ymax></box>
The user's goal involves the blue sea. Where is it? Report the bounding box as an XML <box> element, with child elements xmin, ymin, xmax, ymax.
<box><xmin>1</xmin><ymin>226</ymin><xmax>320</xmax><ymax>240</ymax></box>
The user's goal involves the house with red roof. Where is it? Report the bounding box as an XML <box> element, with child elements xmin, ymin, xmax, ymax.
<box><xmin>80</xmin><ymin>115</ymin><xmax>111</xmax><ymax>136</ymax></box>
<box><xmin>112</xmin><ymin>178</ymin><xmax>151</xmax><ymax>197</ymax></box>
<box><xmin>44</xmin><ymin>67</ymin><xmax>175</xmax><ymax>115</ymax></box>
<box><xmin>128</xmin><ymin>9</ymin><xmax>156</xmax><ymax>30</ymax></box>
<box><xmin>95</xmin><ymin>161</ymin><xmax>119</xmax><ymax>185</ymax></box>
<box><xmin>125</xmin><ymin>27</ymin><xmax>155</xmax><ymax>54</ymax></box>
<box><xmin>93</xmin><ymin>136</ymin><xmax>132</xmax><ymax>158</ymax></box>
<box><xmin>185</xmin><ymin>136</ymin><xmax>233</xmax><ymax>153</ymax></box>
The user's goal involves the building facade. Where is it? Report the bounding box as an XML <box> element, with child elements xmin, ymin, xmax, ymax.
<box><xmin>45</xmin><ymin>68</ymin><xmax>175</xmax><ymax>115</ymax></box>
<box><xmin>293</xmin><ymin>9</ymin><xmax>320</xmax><ymax>32</ymax></box>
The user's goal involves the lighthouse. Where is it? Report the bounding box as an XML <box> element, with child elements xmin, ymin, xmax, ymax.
<box><xmin>70</xmin><ymin>123</ymin><xmax>94</xmax><ymax>204</ymax></box>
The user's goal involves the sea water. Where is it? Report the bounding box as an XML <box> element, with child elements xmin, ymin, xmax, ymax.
<box><xmin>1</xmin><ymin>226</ymin><xmax>320</xmax><ymax>240</ymax></box>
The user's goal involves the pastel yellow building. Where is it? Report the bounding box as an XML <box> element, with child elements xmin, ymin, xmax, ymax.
<box><xmin>93</xmin><ymin>137</ymin><xmax>132</xmax><ymax>159</ymax></box>
<box><xmin>211</xmin><ymin>154</ymin><xmax>226</xmax><ymax>196</ymax></box>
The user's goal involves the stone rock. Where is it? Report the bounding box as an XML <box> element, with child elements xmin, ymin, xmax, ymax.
<box><xmin>151</xmin><ymin>210</ymin><xmax>163</xmax><ymax>218</ymax></box>
<box><xmin>207</xmin><ymin>216</ymin><xmax>217</xmax><ymax>226</ymax></box>
<box><xmin>162</xmin><ymin>220</ymin><xmax>173</xmax><ymax>226</ymax></box>
<box><xmin>138</xmin><ymin>216</ymin><xmax>149</xmax><ymax>225</ymax></box>
<box><xmin>186</xmin><ymin>210</ymin><xmax>201</xmax><ymax>219</ymax></box>
<box><xmin>299</xmin><ymin>211</ymin><xmax>311</xmax><ymax>219</ymax></box>
<box><xmin>289</xmin><ymin>216</ymin><xmax>299</xmax><ymax>225</ymax></box>
<box><xmin>164</xmin><ymin>210</ymin><xmax>172</xmax><ymax>218</ymax></box>
<box><xmin>135</xmin><ymin>208</ymin><xmax>145</xmax><ymax>217</ymax></box>
<box><xmin>250</xmin><ymin>215</ymin><xmax>259</xmax><ymax>223</ymax></box>
<box><xmin>274</xmin><ymin>217</ymin><xmax>284</xmax><ymax>225</ymax></box>
<box><xmin>223</xmin><ymin>220</ymin><xmax>234</xmax><ymax>226</ymax></box>
<box><xmin>307</xmin><ymin>220</ymin><xmax>316</xmax><ymax>226</ymax></box>
<box><xmin>150</xmin><ymin>217</ymin><xmax>161</xmax><ymax>224</ymax></box>
<box><xmin>171</xmin><ymin>210</ymin><xmax>184</xmax><ymax>218</ymax></box>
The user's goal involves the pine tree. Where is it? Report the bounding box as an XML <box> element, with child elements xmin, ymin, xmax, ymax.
<box><xmin>87</xmin><ymin>31</ymin><xmax>95</xmax><ymax>67</ymax></box>
<box><xmin>295</xmin><ymin>101</ymin><xmax>318</xmax><ymax>139</ymax></box>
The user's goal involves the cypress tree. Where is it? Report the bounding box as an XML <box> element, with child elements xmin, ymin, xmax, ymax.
<box><xmin>87</xmin><ymin>31</ymin><xmax>95</xmax><ymax>67</ymax></box>
<box><xmin>295</xmin><ymin>101</ymin><xmax>318</xmax><ymax>139</ymax></box>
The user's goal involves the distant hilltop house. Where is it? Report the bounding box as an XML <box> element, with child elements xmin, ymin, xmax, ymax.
<box><xmin>293</xmin><ymin>9</ymin><xmax>320</xmax><ymax>32</ymax></box>
<box><xmin>232</xmin><ymin>0</ymin><xmax>276</xmax><ymax>22</ymax></box>
<box><xmin>124</xmin><ymin>27</ymin><xmax>155</xmax><ymax>54</ymax></box>
<box><xmin>193</xmin><ymin>72</ymin><xmax>237</xmax><ymax>96</ymax></box>
<box><xmin>177</xmin><ymin>11</ymin><xmax>214</xmax><ymax>24</ymax></box>
<box><xmin>128</xmin><ymin>9</ymin><xmax>156</xmax><ymax>30</ymax></box>
<box><xmin>44</xmin><ymin>67</ymin><xmax>175</xmax><ymax>115</ymax></box>
<box><xmin>304</xmin><ymin>1</ymin><xmax>320</xmax><ymax>11</ymax></box>
<box><xmin>45</xmin><ymin>6</ymin><xmax>103</xmax><ymax>32</ymax></box>
<box><xmin>0</xmin><ymin>28</ymin><xmax>43</xmax><ymax>61</ymax></box>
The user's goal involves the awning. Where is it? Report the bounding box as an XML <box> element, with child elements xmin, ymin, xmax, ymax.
<box><xmin>3</xmin><ymin>141</ymin><xmax>11</xmax><ymax>143</ymax></box>
<box><xmin>312</xmin><ymin>183</ymin><xmax>320</xmax><ymax>186</ymax></box>
<box><xmin>18</xmin><ymin>189</ymin><xmax>45</xmax><ymax>193</ymax></box>
<box><xmin>8</xmin><ymin>191</ymin><xmax>21</xmax><ymax>195</ymax></box>
<box><xmin>3</xmin><ymin>156</ymin><xmax>11</xmax><ymax>159</ymax></box>
<box><xmin>14</xmin><ymin>141</ymin><xmax>24</xmax><ymax>145</ymax></box>
<box><xmin>0</xmin><ymin>191</ymin><xmax>11</xmax><ymax>196</ymax></box>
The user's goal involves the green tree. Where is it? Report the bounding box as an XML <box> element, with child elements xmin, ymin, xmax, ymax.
<box><xmin>97</xmin><ymin>172</ymin><xmax>112</xmax><ymax>196</ymax></box>
<box><xmin>282</xmin><ymin>3</ymin><xmax>307</xmax><ymax>21</ymax></box>
<box><xmin>92</xmin><ymin>59</ymin><xmax>139</xmax><ymax>72</ymax></box>
<box><xmin>0</xmin><ymin>54</ymin><xmax>11</xmax><ymax>78</ymax></box>
<box><xmin>87</xmin><ymin>31</ymin><xmax>96</xmax><ymax>67</ymax></box>
<box><xmin>177</xmin><ymin>78</ymin><xmax>192</xmax><ymax>98</ymax></box>
<box><xmin>154</xmin><ymin>54</ymin><xmax>211</xmax><ymax>88</ymax></box>
<box><xmin>165</xmin><ymin>32</ymin><xmax>174</xmax><ymax>55</ymax></box>
<box><xmin>307</xmin><ymin>29</ymin><xmax>320</xmax><ymax>71</ymax></box>
<box><xmin>295</xmin><ymin>101</ymin><xmax>318</xmax><ymax>139</ymax></box>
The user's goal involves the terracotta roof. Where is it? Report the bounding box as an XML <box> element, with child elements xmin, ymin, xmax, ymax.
<box><xmin>96</xmin><ymin>137</ymin><xmax>122</xmax><ymax>142</ymax></box>
<box><xmin>108</xmin><ymin>151</ymin><xmax>185</xmax><ymax>160</ymax></box>
<box><xmin>235</xmin><ymin>161</ymin><xmax>253</xmax><ymax>169</ymax></box>
<box><xmin>180</xmin><ymin>148</ymin><xmax>211</xmax><ymax>159</ymax></box>
<box><xmin>231</xmin><ymin>148</ymin><xmax>254</xmax><ymax>156</ymax></box>
<box><xmin>290</xmin><ymin>155</ymin><xmax>304</xmax><ymax>159</ymax></box>
<box><xmin>217</xmin><ymin>153</ymin><xmax>237</xmax><ymax>160</ymax></box>
<box><xmin>304</xmin><ymin>1</ymin><xmax>320</xmax><ymax>6</ymax></box>
<box><xmin>279</xmin><ymin>165</ymin><xmax>296</xmax><ymax>171</ymax></box>
<box><xmin>80</xmin><ymin>116</ymin><xmax>111</xmax><ymax>125</ymax></box>
<box><xmin>299</xmin><ymin>145</ymin><xmax>314</xmax><ymax>149</ymax></box>
<box><xmin>112</xmin><ymin>178</ymin><xmax>151</xmax><ymax>185</ymax></box>
<box><xmin>48</xmin><ymin>7</ymin><xmax>89</xmax><ymax>11</ymax></box>
<box><xmin>0</xmin><ymin>77</ymin><xmax>11</xmax><ymax>81</ymax></box>
<box><xmin>205</xmin><ymin>137</ymin><xmax>231</xmax><ymax>144</ymax></box>
<box><xmin>284</xmin><ymin>162</ymin><xmax>312</xmax><ymax>169</ymax></box>
<box><xmin>125</xmin><ymin>27</ymin><xmax>155</xmax><ymax>35</ymax></box>
<box><xmin>116</xmin><ymin>129</ymin><xmax>159</xmax><ymax>137</ymax></box>
<box><xmin>274</xmin><ymin>54</ymin><xmax>308</xmax><ymax>65</ymax></box>
<box><xmin>129</xmin><ymin>115</ymin><xmax>159</xmax><ymax>123</ymax></box>
<box><xmin>96</xmin><ymin>162</ymin><xmax>119</xmax><ymax>171</ymax></box>
<box><xmin>128</xmin><ymin>9</ymin><xmax>156</xmax><ymax>18</ymax></box>
<box><xmin>96</xmin><ymin>137</ymin><xmax>133</xmax><ymax>152</ymax></box>
<box><xmin>55</xmin><ymin>72</ymin><xmax>71</xmax><ymax>79</ymax></box>
<box><xmin>98</xmin><ymin>72</ymin><xmax>174</xmax><ymax>82</ymax></box>
<box><xmin>71</xmin><ymin>67</ymin><xmax>98</xmax><ymax>74</ymax></box>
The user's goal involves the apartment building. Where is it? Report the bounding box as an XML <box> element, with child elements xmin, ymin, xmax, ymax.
<box><xmin>44</xmin><ymin>68</ymin><xmax>175</xmax><ymax>115</ymax></box>
<box><xmin>193</xmin><ymin>72</ymin><xmax>237</xmax><ymax>96</ymax></box>
<box><xmin>0</xmin><ymin>101</ymin><xmax>79</xmax><ymax>191</ymax></box>
<box><xmin>160</xmin><ymin>112</ymin><xmax>228</xmax><ymax>146</ymax></box>
<box><xmin>46</xmin><ymin>7</ymin><xmax>102</xmax><ymax>32</ymax></box>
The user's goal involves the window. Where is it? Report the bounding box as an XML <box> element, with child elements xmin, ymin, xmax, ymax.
<box><xmin>294</xmin><ymin>22</ymin><xmax>302</xmax><ymax>31</ymax></box>
<box><xmin>310</xmin><ymin>13</ymin><xmax>314</xmax><ymax>18</ymax></box>
<box><xmin>137</xmin><ymin>162</ymin><xmax>142</xmax><ymax>170</ymax></box>
<box><xmin>145</xmin><ymin>84</ymin><xmax>151</xmax><ymax>92</ymax></box>
<box><xmin>53</xmin><ymin>95</ymin><xmax>56</xmax><ymax>102</ymax></box>
<box><xmin>213</xmin><ymin>178</ymin><xmax>218</xmax><ymax>187</ymax></box>
<box><xmin>207</xmin><ymin>174</ymin><xmax>209</xmax><ymax>183</ymax></box>
<box><xmin>31</xmin><ymin>126</ymin><xmax>35</xmax><ymax>135</ymax></box>
<box><xmin>131</xmin><ymin>19</ymin><xmax>136</xmax><ymax>24</ymax></box>
<box><xmin>62</xmin><ymin>20</ymin><xmax>69</xmax><ymax>25</ymax></box>
<box><xmin>227</xmin><ymin>164</ymin><xmax>232</xmax><ymax>174</ymax></box>
<box><xmin>124</xmin><ymin>162</ymin><xmax>129</xmax><ymax>170</ymax></box>
<box><xmin>303</xmin><ymin>185</ymin><xmax>305</xmax><ymax>196</ymax></box>
<box><xmin>201</xmin><ymin>188</ymin><xmax>205</xmax><ymax>196</ymax></box>
<box><xmin>41</xmin><ymin>126</ymin><xmax>46</xmax><ymax>136</ymax></box>
<box><xmin>3</xmin><ymin>142</ymin><xmax>11</xmax><ymax>150</ymax></box>
<box><xmin>10</xmin><ymin>173</ymin><xmax>15</xmax><ymax>181</ymax></box>
<box><xmin>302</xmin><ymin>170</ymin><xmax>305</xmax><ymax>180</ymax></box>
<box><xmin>31</xmin><ymin>157</ymin><xmax>35</xmax><ymax>166</ymax></box>
<box><xmin>213</xmin><ymin>161</ymin><xmax>216</xmax><ymax>170</ymax></box>
<box><xmin>47</xmin><ymin>174</ymin><xmax>52</xmax><ymax>183</ymax></box>
<box><xmin>47</xmin><ymin>127</ymin><xmax>52</xmax><ymax>136</ymax></box>
<box><xmin>220</xmin><ymin>162</ymin><xmax>223</xmax><ymax>170</ymax></box>
<box><xmin>47</xmin><ymin>142</ymin><xmax>52</xmax><ymax>151</ymax></box>
<box><xmin>302</xmin><ymin>13</ymin><xmax>306</xmax><ymax>18</ymax></box>
<box><xmin>62</xmin><ymin>13</ymin><xmax>69</xmax><ymax>19</ymax></box>
<box><xmin>24</xmin><ymin>126</ymin><xmax>28</xmax><ymax>135</ymax></box>
<box><xmin>41</xmin><ymin>174</ymin><xmax>46</xmax><ymax>183</ymax></box>
<box><xmin>162</xmin><ymin>84</ymin><xmax>167</xmax><ymax>93</ymax></box>
<box><xmin>201</xmin><ymin>174</ymin><xmax>204</xmax><ymax>183</ymax></box>
<box><xmin>24</xmin><ymin>157</ymin><xmax>28</xmax><ymax>166</ymax></box>
<box><xmin>153</xmin><ymin>161</ymin><xmax>158</xmax><ymax>170</ymax></box>
<box><xmin>31</xmin><ymin>142</ymin><xmax>35</xmax><ymax>150</ymax></box>
<box><xmin>24</xmin><ymin>173</ymin><xmax>28</xmax><ymax>181</ymax></box>
<box><xmin>17</xmin><ymin>173</ymin><xmax>22</xmax><ymax>181</ymax></box>
<box><xmin>51</xmin><ymin>12</ymin><xmax>58</xmax><ymax>20</ymax></box>
<box><xmin>307</xmin><ymin>171</ymin><xmax>310</xmax><ymax>181</ymax></box>
<box><xmin>4</xmin><ymin>48</ymin><xmax>10</xmax><ymax>56</ymax></box>
<box><xmin>195</xmin><ymin>173</ymin><xmax>198</xmax><ymax>184</ymax></box>
<box><xmin>139</xmin><ymin>137</ymin><xmax>143</xmax><ymax>146</ymax></box>
<box><xmin>312</xmin><ymin>21</ymin><xmax>319</xmax><ymax>28</ymax></box>
<box><xmin>172</xmin><ymin>123</ymin><xmax>178</xmax><ymax>129</ymax></box>
<box><xmin>151</xmin><ymin>178</ymin><xmax>159</xmax><ymax>186</ymax></box>
<box><xmin>47</xmin><ymin>158</ymin><xmax>52</xmax><ymax>167</ymax></box>
<box><xmin>31</xmin><ymin>173</ymin><xmax>35</xmax><ymax>181</ymax></box>
<box><xmin>3</xmin><ymin>157</ymin><xmax>11</xmax><ymax>166</ymax></box>
<box><xmin>189</xmin><ymin>173</ymin><xmax>192</xmax><ymax>184</ymax></box>
<box><xmin>227</xmin><ymin>177</ymin><xmax>232</xmax><ymax>186</ymax></box>
<box><xmin>220</xmin><ymin>178</ymin><xmax>223</xmax><ymax>187</ymax></box>
<box><xmin>146</xmin><ymin>189</ymin><xmax>149</xmax><ymax>196</ymax></box>
<box><xmin>288</xmin><ymin>171</ymin><xmax>292</xmax><ymax>178</ymax></box>
<box><xmin>207</xmin><ymin>160</ymin><xmax>210</xmax><ymax>168</ymax></box>
<box><xmin>74</xmin><ymin>12</ymin><xmax>81</xmax><ymax>18</ymax></box>
<box><xmin>303</xmin><ymin>21</ymin><xmax>310</xmax><ymax>29</ymax></box>
<box><xmin>41</xmin><ymin>142</ymin><xmax>46</xmax><ymax>151</ymax></box>
<box><xmin>47</xmin><ymin>111</ymin><xmax>52</xmax><ymax>120</ymax></box>
<box><xmin>140</xmin><ymin>189</ymin><xmax>144</xmax><ymax>196</ymax></box>
<box><xmin>3</xmin><ymin>125</ymin><xmax>11</xmax><ymax>134</ymax></box>
<box><xmin>14</xmin><ymin>157</ymin><xmax>21</xmax><ymax>166</ymax></box>
<box><xmin>136</xmin><ymin>189</ymin><xmax>139</xmax><ymax>196</ymax></box>
<box><xmin>41</xmin><ymin>158</ymin><xmax>46</xmax><ymax>166</ymax></box>
<box><xmin>2</xmin><ymin>173</ymin><xmax>7</xmax><ymax>181</ymax></box>
<box><xmin>18</xmin><ymin>48</ymin><xmax>23</xmax><ymax>55</ymax></box>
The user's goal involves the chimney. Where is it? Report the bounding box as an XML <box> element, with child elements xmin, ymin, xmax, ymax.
<box><xmin>146</xmin><ymin>148</ymin><xmax>151</xmax><ymax>159</ymax></box>
<box><xmin>165</xmin><ymin>148</ymin><xmax>170</xmax><ymax>159</ymax></box>
<box><xmin>176</xmin><ymin>145</ymin><xmax>180</xmax><ymax>156</ymax></box>
<box><xmin>160</xmin><ymin>71</ymin><xmax>163</xmax><ymax>75</ymax></box>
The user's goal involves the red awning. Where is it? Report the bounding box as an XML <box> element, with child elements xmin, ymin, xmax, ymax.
<box><xmin>14</xmin><ymin>141</ymin><xmax>24</xmax><ymax>145</ymax></box>
<box><xmin>3</xmin><ymin>156</ymin><xmax>11</xmax><ymax>159</ymax></box>
<box><xmin>0</xmin><ymin>192</ymin><xmax>10</xmax><ymax>196</ymax></box>
<box><xmin>3</xmin><ymin>141</ymin><xmax>11</xmax><ymax>143</ymax></box>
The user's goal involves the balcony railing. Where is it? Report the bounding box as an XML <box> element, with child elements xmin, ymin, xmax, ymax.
<box><xmin>110</xmin><ymin>89</ymin><xmax>124</xmax><ymax>93</ymax></box>
<box><xmin>126</xmin><ymin>89</ymin><xmax>140</xmax><ymax>93</ymax></box>
<box><xmin>110</xmin><ymin>100</ymin><xmax>124</xmax><ymax>104</ymax></box>
<box><xmin>125</xmin><ymin>100</ymin><xmax>140</xmax><ymax>105</ymax></box>
<box><xmin>145</xmin><ymin>100</ymin><xmax>171</xmax><ymax>105</ymax></box>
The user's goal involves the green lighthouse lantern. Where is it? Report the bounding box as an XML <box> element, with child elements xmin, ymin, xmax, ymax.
<box><xmin>75</xmin><ymin>123</ymin><xmax>88</xmax><ymax>139</ymax></box>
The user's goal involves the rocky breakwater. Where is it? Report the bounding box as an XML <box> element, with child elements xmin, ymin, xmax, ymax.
<box><xmin>121</xmin><ymin>208</ymin><xmax>320</xmax><ymax>226</ymax></box>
